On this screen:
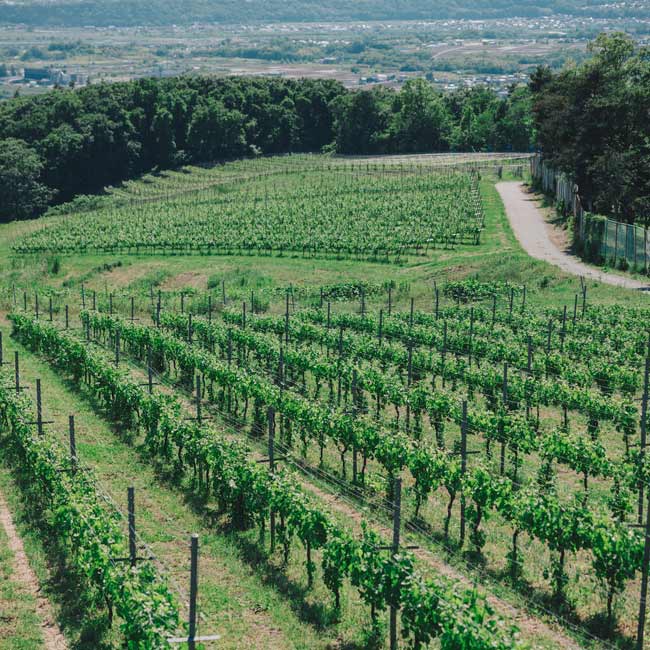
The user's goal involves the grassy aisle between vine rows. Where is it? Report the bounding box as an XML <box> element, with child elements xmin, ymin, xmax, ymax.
<box><xmin>0</xmin><ymin>484</ymin><xmax>48</xmax><ymax>650</ymax></box>
<box><xmin>105</xmin><ymin>323</ymin><xmax>595</xmax><ymax>650</ymax></box>
<box><xmin>0</xmin><ymin>318</ymin><xmax>370</xmax><ymax>650</ymax></box>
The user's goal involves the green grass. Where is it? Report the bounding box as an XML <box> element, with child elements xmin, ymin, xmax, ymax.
<box><xmin>1</xmin><ymin>167</ymin><xmax>647</xmax><ymax>315</ymax></box>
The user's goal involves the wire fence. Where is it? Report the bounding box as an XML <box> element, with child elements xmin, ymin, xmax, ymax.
<box><xmin>531</xmin><ymin>154</ymin><xmax>650</xmax><ymax>272</ymax></box>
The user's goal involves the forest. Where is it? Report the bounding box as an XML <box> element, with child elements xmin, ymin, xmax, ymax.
<box><xmin>2</xmin><ymin>32</ymin><xmax>649</xmax><ymax>227</ymax></box>
<box><xmin>1</xmin><ymin>0</ymin><xmax>647</xmax><ymax>27</ymax></box>
<box><xmin>0</xmin><ymin>76</ymin><xmax>533</xmax><ymax>222</ymax></box>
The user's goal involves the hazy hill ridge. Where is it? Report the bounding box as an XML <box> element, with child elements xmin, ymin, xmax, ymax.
<box><xmin>0</xmin><ymin>0</ymin><xmax>647</xmax><ymax>27</ymax></box>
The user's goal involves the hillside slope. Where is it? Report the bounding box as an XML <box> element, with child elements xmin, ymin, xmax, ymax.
<box><xmin>0</xmin><ymin>0</ymin><xmax>647</xmax><ymax>27</ymax></box>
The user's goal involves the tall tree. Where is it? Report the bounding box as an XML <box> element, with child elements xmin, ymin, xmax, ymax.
<box><xmin>0</xmin><ymin>138</ymin><xmax>53</xmax><ymax>221</ymax></box>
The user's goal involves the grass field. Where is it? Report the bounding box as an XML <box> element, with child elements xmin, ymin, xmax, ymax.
<box><xmin>2</xmin><ymin>153</ymin><xmax>650</xmax><ymax>650</ymax></box>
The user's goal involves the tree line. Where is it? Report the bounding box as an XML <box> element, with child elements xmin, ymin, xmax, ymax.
<box><xmin>530</xmin><ymin>33</ymin><xmax>650</xmax><ymax>225</ymax></box>
<box><xmin>0</xmin><ymin>76</ymin><xmax>533</xmax><ymax>222</ymax></box>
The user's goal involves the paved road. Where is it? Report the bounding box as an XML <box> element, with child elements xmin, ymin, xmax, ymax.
<box><xmin>496</xmin><ymin>181</ymin><xmax>650</xmax><ymax>290</ymax></box>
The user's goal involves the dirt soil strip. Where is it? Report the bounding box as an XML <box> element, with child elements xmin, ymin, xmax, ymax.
<box><xmin>496</xmin><ymin>181</ymin><xmax>650</xmax><ymax>291</ymax></box>
<box><xmin>0</xmin><ymin>489</ymin><xmax>68</xmax><ymax>650</ymax></box>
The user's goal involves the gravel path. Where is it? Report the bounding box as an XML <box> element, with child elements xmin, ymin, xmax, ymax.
<box><xmin>496</xmin><ymin>181</ymin><xmax>650</xmax><ymax>291</ymax></box>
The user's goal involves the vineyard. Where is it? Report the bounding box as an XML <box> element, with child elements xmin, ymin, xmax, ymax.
<box><xmin>9</xmin><ymin>154</ymin><xmax>531</xmax><ymax>260</ymax></box>
<box><xmin>1</xmin><ymin>272</ymin><xmax>650</xmax><ymax>649</ymax></box>
<box><xmin>3</xmin><ymin>151</ymin><xmax>650</xmax><ymax>650</ymax></box>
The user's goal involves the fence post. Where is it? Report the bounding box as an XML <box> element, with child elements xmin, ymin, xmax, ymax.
<box><xmin>188</xmin><ymin>535</ymin><xmax>199</xmax><ymax>650</ymax></box>
<box><xmin>195</xmin><ymin>375</ymin><xmax>202</xmax><ymax>425</ymax></box>
<box><xmin>284</xmin><ymin>293</ymin><xmax>290</xmax><ymax>346</ymax></box>
<box><xmin>501</xmin><ymin>364</ymin><xmax>508</xmax><ymax>475</ymax></box>
<box><xmin>468</xmin><ymin>307</ymin><xmax>474</xmax><ymax>367</ymax></box>
<box><xmin>638</xmin><ymin>349</ymin><xmax>650</xmax><ymax>525</ymax></box>
<box><xmin>69</xmin><ymin>415</ymin><xmax>77</xmax><ymax>471</ymax></box>
<box><xmin>147</xmin><ymin>346</ymin><xmax>154</xmax><ymax>395</ymax></box>
<box><xmin>128</xmin><ymin>486</ymin><xmax>137</xmax><ymax>568</ymax></box>
<box><xmin>389</xmin><ymin>477</ymin><xmax>402</xmax><ymax>650</ymax></box>
<box><xmin>460</xmin><ymin>401</ymin><xmax>468</xmax><ymax>547</ymax></box>
<box><xmin>268</xmin><ymin>407</ymin><xmax>276</xmax><ymax>552</ymax></box>
<box><xmin>36</xmin><ymin>378</ymin><xmax>44</xmax><ymax>436</ymax></box>
<box><xmin>638</xmin><ymin>480</ymin><xmax>650</xmax><ymax>650</ymax></box>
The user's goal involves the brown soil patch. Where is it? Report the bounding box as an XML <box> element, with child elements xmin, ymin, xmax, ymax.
<box><xmin>161</xmin><ymin>272</ymin><xmax>209</xmax><ymax>291</ymax></box>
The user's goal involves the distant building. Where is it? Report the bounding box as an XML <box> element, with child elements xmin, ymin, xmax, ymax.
<box><xmin>50</xmin><ymin>70</ymin><xmax>71</xmax><ymax>85</ymax></box>
<box><xmin>23</xmin><ymin>67</ymin><xmax>49</xmax><ymax>81</ymax></box>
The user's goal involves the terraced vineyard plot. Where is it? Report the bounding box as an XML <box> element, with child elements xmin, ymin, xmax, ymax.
<box><xmin>14</xmin><ymin>159</ymin><xmax>484</xmax><ymax>260</ymax></box>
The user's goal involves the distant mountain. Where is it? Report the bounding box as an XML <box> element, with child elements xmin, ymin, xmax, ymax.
<box><xmin>0</xmin><ymin>0</ymin><xmax>646</xmax><ymax>27</ymax></box>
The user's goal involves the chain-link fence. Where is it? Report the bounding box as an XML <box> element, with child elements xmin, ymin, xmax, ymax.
<box><xmin>531</xmin><ymin>155</ymin><xmax>650</xmax><ymax>271</ymax></box>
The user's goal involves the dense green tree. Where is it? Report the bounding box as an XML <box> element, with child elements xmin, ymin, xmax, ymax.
<box><xmin>531</xmin><ymin>33</ymin><xmax>650</xmax><ymax>223</ymax></box>
<box><xmin>0</xmin><ymin>138</ymin><xmax>53</xmax><ymax>220</ymax></box>
<box><xmin>332</xmin><ymin>87</ymin><xmax>391</xmax><ymax>154</ymax></box>
<box><xmin>187</xmin><ymin>99</ymin><xmax>247</xmax><ymax>160</ymax></box>
<box><xmin>493</xmin><ymin>86</ymin><xmax>535</xmax><ymax>152</ymax></box>
<box><xmin>389</xmin><ymin>78</ymin><xmax>450</xmax><ymax>152</ymax></box>
<box><xmin>150</xmin><ymin>106</ymin><xmax>177</xmax><ymax>167</ymax></box>
<box><xmin>0</xmin><ymin>74</ymin><xmax>531</xmax><ymax>221</ymax></box>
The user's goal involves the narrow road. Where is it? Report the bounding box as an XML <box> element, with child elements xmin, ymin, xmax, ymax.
<box><xmin>496</xmin><ymin>181</ymin><xmax>650</xmax><ymax>290</ymax></box>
